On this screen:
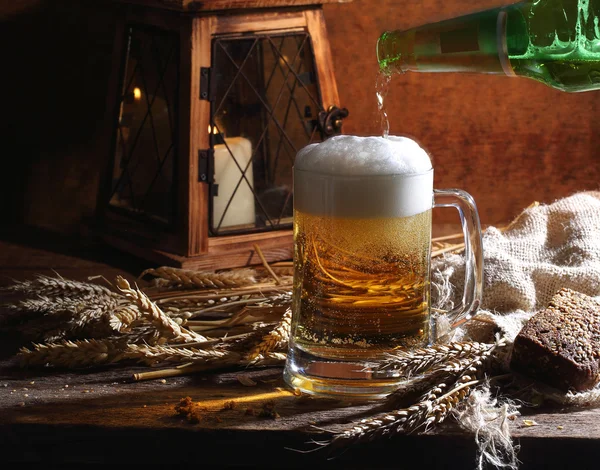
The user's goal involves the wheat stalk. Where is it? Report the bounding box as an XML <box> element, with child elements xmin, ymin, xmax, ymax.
<box><xmin>115</xmin><ymin>276</ymin><xmax>205</xmax><ymax>343</ymax></box>
<box><xmin>140</xmin><ymin>267</ymin><xmax>257</xmax><ymax>289</ymax></box>
<box><xmin>148</xmin><ymin>284</ymin><xmax>291</xmax><ymax>302</ymax></box>
<box><xmin>253</xmin><ymin>243</ymin><xmax>281</xmax><ymax>284</ymax></box>
<box><xmin>133</xmin><ymin>351</ymin><xmax>288</xmax><ymax>381</ymax></box>
<box><xmin>245</xmin><ymin>307</ymin><xmax>291</xmax><ymax>361</ymax></box>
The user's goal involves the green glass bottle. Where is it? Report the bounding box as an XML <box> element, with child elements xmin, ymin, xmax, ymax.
<box><xmin>377</xmin><ymin>0</ymin><xmax>600</xmax><ymax>92</ymax></box>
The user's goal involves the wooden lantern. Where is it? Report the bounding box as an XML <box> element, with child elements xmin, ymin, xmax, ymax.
<box><xmin>97</xmin><ymin>0</ymin><xmax>350</xmax><ymax>270</ymax></box>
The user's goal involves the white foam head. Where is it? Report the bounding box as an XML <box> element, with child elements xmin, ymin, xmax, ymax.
<box><xmin>294</xmin><ymin>135</ymin><xmax>433</xmax><ymax>218</ymax></box>
<box><xmin>295</xmin><ymin>135</ymin><xmax>432</xmax><ymax>175</ymax></box>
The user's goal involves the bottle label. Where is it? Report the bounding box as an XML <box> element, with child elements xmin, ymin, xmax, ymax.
<box><xmin>440</xmin><ymin>28</ymin><xmax>479</xmax><ymax>54</ymax></box>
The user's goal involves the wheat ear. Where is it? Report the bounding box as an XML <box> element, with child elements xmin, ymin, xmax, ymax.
<box><xmin>109</xmin><ymin>304</ymin><xmax>144</xmax><ymax>332</ymax></box>
<box><xmin>140</xmin><ymin>267</ymin><xmax>256</xmax><ymax>289</ymax></box>
<box><xmin>115</xmin><ymin>276</ymin><xmax>205</xmax><ymax>343</ymax></box>
<box><xmin>8</xmin><ymin>293</ymin><xmax>125</xmax><ymax>342</ymax></box>
<box><xmin>4</xmin><ymin>275</ymin><xmax>119</xmax><ymax>300</ymax></box>
<box><xmin>328</xmin><ymin>338</ymin><xmax>507</xmax><ymax>446</ymax></box>
<box><xmin>19</xmin><ymin>339</ymin><xmax>127</xmax><ymax>368</ymax></box>
<box><xmin>125</xmin><ymin>344</ymin><xmax>229</xmax><ymax>365</ymax></box>
<box><xmin>242</xmin><ymin>352</ymin><xmax>287</xmax><ymax>367</ymax></box>
<box><xmin>378</xmin><ymin>341</ymin><xmax>500</xmax><ymax>377</ymax></box>
<box><xmin>245</xmin><ymin>307</ymin><xmax>292</xmax><ymax>362</ymax></box>
<box><xmin>329</xmin><ymin>375</ymin><xmax>479</xmax><ymax>446</ymax></box>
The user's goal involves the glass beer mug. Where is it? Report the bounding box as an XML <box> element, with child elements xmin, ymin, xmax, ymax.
<box><xmin>283</xmin><ymin>136</ymin><xmax>483</xmax><ymax>398</ymax></box>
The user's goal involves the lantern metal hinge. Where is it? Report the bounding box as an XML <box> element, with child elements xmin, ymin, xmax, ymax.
<box><xmin>199</xmin><ymin>67</ymin><xmax>215</xmax><ymax>101</ymax></box>
<box><xmin>317</xmin><ymin>105</ymin><xmax>349</xmax><ymax>137</ymax></box>
<box><xmin>198</xmin><ymin>149</ymin><xmax>219</xmax><ymax>196</ymax></box>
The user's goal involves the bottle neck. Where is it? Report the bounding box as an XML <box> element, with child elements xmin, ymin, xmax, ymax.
<box><xmin>378</xmin><ymin>6</ymin><xmax>516</xmax><ymax>76</ymax></box>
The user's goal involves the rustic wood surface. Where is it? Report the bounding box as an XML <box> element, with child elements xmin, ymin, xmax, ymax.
<box><xmin>1</xmin><ymin>231</ymin><xmax>600</xmax><ymax>468</ymax></box>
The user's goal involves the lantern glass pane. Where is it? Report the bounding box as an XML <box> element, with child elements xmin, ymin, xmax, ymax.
<box><xmin>210</xmin><ymin>33</ymin><xmax>323</xmax><ymax>235</ymax></box>
<box><xmin>109</xmin><ymin>26</ymin><xmax>179</xmax><ymax>226</ymax></box>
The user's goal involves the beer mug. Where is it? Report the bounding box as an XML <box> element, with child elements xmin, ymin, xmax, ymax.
<box><xmin>283</xmin><ymin>136</ymin><xmax>483</xmax><ymax>398</ymax></box>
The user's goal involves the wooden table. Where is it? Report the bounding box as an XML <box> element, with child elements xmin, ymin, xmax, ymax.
<box><xmin>1</xmin><ymin>227</ymin><xmax>599</xmax><ymax>469</ymax></box>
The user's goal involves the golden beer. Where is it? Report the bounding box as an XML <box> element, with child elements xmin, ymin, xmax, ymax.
<box><xmin>292</xmin><ymin>208</ymin><xmax>432</xmax><ymax>359</ymax></box>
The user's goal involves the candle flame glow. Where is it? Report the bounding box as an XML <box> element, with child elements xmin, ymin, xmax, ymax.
<box><xmin>133</xmin><ymin>87</ymin><xmax>142</xmax><ymax>100</ymax></box>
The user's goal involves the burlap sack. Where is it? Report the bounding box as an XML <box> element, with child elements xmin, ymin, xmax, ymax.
<box><xmin>432</xmin><ymin>191</ymin><xmax>600</xmax><ymax>363</ymax></box>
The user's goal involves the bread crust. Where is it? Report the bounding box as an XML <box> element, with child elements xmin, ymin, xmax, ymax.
<box><xmin>510</xmin><ymin>288</ymin><xmax>600</xmax><ymax>392</ymax></box>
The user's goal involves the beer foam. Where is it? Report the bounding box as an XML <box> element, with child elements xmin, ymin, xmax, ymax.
<box><xmin>295</xmin><ymin>135</ymin><xmax>432</xmax><ymax>176</ymax></box>
<box><xmin>294</xmin><ymin>136</ymin><xmax>433</xmax><ymax>218</ymax></box>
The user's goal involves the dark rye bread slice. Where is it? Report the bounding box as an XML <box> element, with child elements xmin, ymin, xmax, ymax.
<box><xmin>510</xmin><ymin>288</ymin><xmax>600</xmax><ymax>392</ymax></box>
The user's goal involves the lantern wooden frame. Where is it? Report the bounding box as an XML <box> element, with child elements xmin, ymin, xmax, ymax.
<box><xmin>98</xmin><ymin>0</ymin><xmax>347</xmax><ymax>270</ymax></box>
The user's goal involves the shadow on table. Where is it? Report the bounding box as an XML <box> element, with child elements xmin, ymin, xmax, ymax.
<box><xmin>0</xmin><ymin>224</ymin><xmax>149</xmax><ymax>275</ymax></box>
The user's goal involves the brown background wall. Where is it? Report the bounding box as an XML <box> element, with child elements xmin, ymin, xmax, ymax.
<box><xmin>2</xmin><ymin>0</ymin><xmax>599</xmax><ymax>234</ymax></box>
<box><xmin>325</xmin><ymin>0</ymin><xmax>600</xmax><ymax>225</ymax></box>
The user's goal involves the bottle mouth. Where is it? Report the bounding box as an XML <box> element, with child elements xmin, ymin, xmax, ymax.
<box><xmin>377</xmin><ymin>31</ymin><xmax>406</xmax><ymax>73</ymax></box>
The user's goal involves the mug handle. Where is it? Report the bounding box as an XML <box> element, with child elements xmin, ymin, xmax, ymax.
<box><xmin>432</xmin><ymin>189</ymin><xmax>484</xmax><ymax>338</ymax></box>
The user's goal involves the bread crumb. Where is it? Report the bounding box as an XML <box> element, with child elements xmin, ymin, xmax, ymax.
<box><xmin>220</xmin><ymin>400</ymin><xmax>236</xmax><ymax>411</ymax></box>
<box><xmin>174</xmin><ymin>396</ymin><xmax>204</xmax><ymax>424</ymax></box>
<box><xmin>160</xmin><ymin>379</ymin><xmax>167</xmax><ymax>384</ymax></box>
<box><xmin>258</xmin><ymin>401</ymin><xmax>280</xmax><ymax>419</ymax></box>
<box><xmin>522</xmin><ymin>419</ymin><xmax>539</xmax><ymax>427</ymax></box>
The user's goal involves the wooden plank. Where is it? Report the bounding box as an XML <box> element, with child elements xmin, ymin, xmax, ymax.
<box><xmin>1</xmin><ymin>361</ymin><xmax>600</xmax><ymax>469</ymax></box>
<box><xmin>185</xmin><ymin>16</ymin><xmax>213</xmax><ymax>256</ymax></box>
<box><xmin>304</xmin><ymin>7</ymin><xmax>340</xmax><ymax>110</ymax></box>
<box><xmin>213</xmin><ymin>9</ymin><xmax>306</xmax><ymax>35</ymax></box>
<box><xmin>3</xmin><ymin>367</ymin><xmax>600</xmax><ymax>439</ymax></box>
<box><xmin>116</xmin><ymin>0</ymin><xmax>353</xmax><ymax>13</ymax></box>
<box><xmin>100</xmin><ymin>229</ymin><xmax>293</xmax><ymax>269</ymax></box>
<box><xmin>122</xmin><ymin>2</ymin><xmax>188</xmax><ymax>30</ymax></box>
<box><xmin>207</xmin><ymin>229</ymin><xmax>292</xmax><ymax>250</ymax></box>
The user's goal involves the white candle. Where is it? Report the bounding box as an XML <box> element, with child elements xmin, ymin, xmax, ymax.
<box><xmin>212</xmin><ymin>136</ymin><xmax>256</xmax><ymax>230</ymax></box>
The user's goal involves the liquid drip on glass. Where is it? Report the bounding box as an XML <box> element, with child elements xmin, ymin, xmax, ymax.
<box><xmin>376</xmin><ymin>70</ymin><xmax>391</xmax><ymax>138</ymax></box>
<box><xmin>509</xmin><ymin>0</ymin><xmax>600</xmax><ymax>91</ymax></box>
